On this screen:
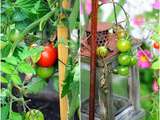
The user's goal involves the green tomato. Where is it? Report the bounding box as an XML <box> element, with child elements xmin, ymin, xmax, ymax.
<box><xmin>36</xmin><ymin>66</ymin><xmax>54</xmax><ymax>79</ymax></box>
<box><xmin>118</xmin><ymin>53</ymin><xmax>131</xmax><ymax>66</ymax></box>
<box><xmin>118</xmin><ymin>66</ymin><xmax>129</xmax><ymax>76</ymax></box>
<box><xmin>117</xmin><ymin>39</ymin><xmax>131</xmax><ymax>52</ymax></box>
<box><xmin>130</xmin><ymin>56</ymin><xmax>137</xmax><ymax>66</ymax></box>
<box><xmin>96</xmin><ymin>46</ymin><xmax>108</xmax><ymax>58</ymax></box>
<box><xmin>25</xmin><ymin>109</ymin><xmax>44</xmax><ymax>120</ymax></box>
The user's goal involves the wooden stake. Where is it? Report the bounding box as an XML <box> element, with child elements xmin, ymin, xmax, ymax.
<box><xmin>89</xmin><ymin>0</ymin><xmax>98</xmax><ymax>120</ymax></box>
<box><xmin>58</xmin><ymin>0</ymin><xmax>70</xmax><ymax>120</ymax></box>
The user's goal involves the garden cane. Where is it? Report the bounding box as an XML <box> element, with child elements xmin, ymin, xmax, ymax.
<box><xmin>89</xmin><ymin>0</ymin><xmax>98</xmax><ymax>120</ymax></box>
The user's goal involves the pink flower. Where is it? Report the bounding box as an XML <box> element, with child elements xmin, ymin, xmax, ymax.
<box><xmin>152</xmin><ymin>1</ymin><xmax>160</xmax><ymax>9</ymax></box>
<box><xmin>100</xmin><ymin>0</ymin><xmax>108</xmax><ymax>4</ymax></box>
<box><xmin>137</xmin><ymin>50</ymin><xmax>152</xmax><ymax>68</ymax></box>
<box><xmin>152</xmin><ymin>80</ymin><xmax>159</xmax><ymax>93</ymax></box>
<box><xmin>132</xmin><ymin>15</ymin><xmax>145</xmax><ymax>27</ymax></box>
<box><xmin>80</xmin><ymin>0</ymin><xmax>108</xmax><ymax>15</ymax></box>
<box><xmin>86</xmin><ymin>0</ymin><xmax>92</xmax><ymax>15</ymax></box>
<box><xmin>80</xmin><ymin>0</ymin><xmax>91</xmax><ymax>15</ymax></box>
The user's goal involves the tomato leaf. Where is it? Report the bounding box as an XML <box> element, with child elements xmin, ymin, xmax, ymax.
<box><xmin>68</xmin><ymin>82</ymin><xmax>80</xmax><ymax>120</ymax></box>
<box><xmin>17</xmin><ymin>62</ymin><xmax>35</xmax><ymax>74</ymax></box>
<box><xmin>13</xmin><ymin>8</ymin><xmax>28</xmax><ymax>22</ymax></box>
<box><xmin>26</xmin><ymin>77</ymin><xmax>47</xmax><ymax>94</ymax></box>
<box><xmin>151</xmin><ymin>58</ymin><xmax>160</xmax><ymax>70</ymax></box>
<box><xmin>0</xmin><ymin>104</ymin><xmax>9</xmax><ymax>120</ymax></box>
<box><xmin>18</xmin><ymin>47</ymin><xmax>31</xmax><ymax>60</ymax></box>
<box><xmin>10</xmin><ymin>74</ymin><xmax>22</xmax><ymax>85</ymax></box>
<box><xmin>0</xmin><ymin>76</ymin><xmax>8</xmax><ymax>84</ymax></box>
<box><xmin>68</xmin><ymin>0</ymin><xmax>79</xmax><ymax>30</ymax></box>
<box><xmin>10</xmin><ymin>112</ymin><xmax>23</xmax><ymax>120</ymax></box>
<box><xmin>30</xmin><ymin>47</ymin><xmax>43</xmax><ymax>63</ymax></box>
<box><xmin>1</xmin><ymin>62</ymin><xmax>15</xmax><ymax>74</ymax></box>
<box><xmin>61</xmin><ymin>55</ymin><xmax>74</xmax><ymax>97</ymax></box>
<box><xmin>51</xmin><ymin>75</ymin><xmax>59</xmax><ymax>92</ymax></box>
<box><xmin>2</xmin><ymin>56</ymin><xmax>19</xmax><ymax>65</ymax></box>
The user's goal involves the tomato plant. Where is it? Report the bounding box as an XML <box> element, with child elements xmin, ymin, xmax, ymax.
<box><xmin>37</xmin><ymin>44</ymin><xmax>58</xmax><ymax>67</ymax></box>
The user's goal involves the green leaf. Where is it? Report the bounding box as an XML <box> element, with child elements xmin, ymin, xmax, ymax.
<box><xmin>151</xmin><ymin>58</ymin><xmax>160</xmax><ymax>70</ymax></box>
<box><xmin>13</xmin><ymin>8</ymin><xmax>28</xmax><ymax>22</ymax></box>
<box><xmin>68</xmin><ymin>82</ymin><xmax>80</xmax><ymax>119</ymax></box>
<box><xmin>18</xmin><ymin>47</ymin><xmax>31</xmax><ymax>60</ymax></box>
<box><xmin>17</xmin><ymin>62</ymin><xmax>35</xmax><ymax>74</ymax></box>
<box><xmin>31</xmin><ymin>0</ymin><xmax>41</xmax><ymax>14</ymax></box>
<box><xmin>0</xmin><ymin>41</ymin><xmax>8</xmax><ymax>49</ymax></box>
<box><xmin>0</xmin><ymin>76</ymin><xmax>8</xmax><ymax>84</ymax></box>
<box><xmin>68</xmin><ymin>0</ymin><xmax>79</xmax><ymax>30</ymax></box>
<box><xmin>30</xmin><ymin>47</ymin><xmax>43</xmax><ymax>63</ymax></box>
<box><xmin>10</xmin><ymin>112</ymin><xmax>23</xmax><ymax>120</ymax></box>
<box><xmin>158</xmin><ymin>77</ymin><xmax>160</xmax><ymax>86</ymax></box>
<box><xmin>2</xmin><ymin>56</ymin><xmax>19</xmax><ymax>65</ymax></box>
<box><xmin>0</xmin><ymin>104</ymin><xmax>9</xmax><ymax>120</ymax></box>
<box><xmin>26</xmin><ymin>77</ymin><xmax>47</xmax><ymax>94</ymax></box>
<box><xmin>1</xmin><ymin>62</ymin><xmax>15</xmax><ymax>74</ymax></box>
<box><xmin>52</xmin><ymin>75</ymin><xmax>59</xmax><ymax>92</ymax></box>
<box><xmin>73</xmin><ymin>64</ymin><xmax>80</xmax><ymax>82</ymax></box>
<box><xmin>10</xmin><ymin>74</ymin><xmax>22</xmax><ymax>85</ymax></box>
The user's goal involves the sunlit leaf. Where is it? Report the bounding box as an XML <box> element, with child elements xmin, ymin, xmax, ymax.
<box><xmin>17</xmin><ymin>62</ymin><xmax>35</xmax><ymax>74</ymax></box>
<box><xmin>10</xmin><ymin>74</ymin><xmax>22</xmax><ymax>85</ymax></box>
<box><xmin>10</xmin><ymin>112</ymin><xmax>23</xmax><ymax>120</ymax></box>
<box><xmin>0</xmin><ymin>76</ymin><xmax>8</xmax><ymax>84</ymax></box>
<box><xmin>1</xmin><ymin>62</ymin><xmax>15</xmax><ymax>74</ymax></box>
<box><xmin>0</xmin><ymin>104</ymin><xmax>9</xmax><ymax>120</ymax></box>
<box><xmin>2</xmin><ymin>56</ymin><xmax>19</xmax><ymax>65</ymax></box>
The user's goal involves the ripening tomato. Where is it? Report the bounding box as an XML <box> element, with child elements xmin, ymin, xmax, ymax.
<box><xmin>118</xmin><ymin>53</ymin><xmax>131</xmax><ymax>66</ymax></box>
<box><xmin>96</xmin><ymin>46</ymin><xmax>108</xmax><ymax>58</ymax></box>
<box><xmin>37</xmin><ymin>43</ymin><xmax>58</xmax><ymax>67</ymax></box>
<box><xmin>118</xmin><ymin>66</ymin><xmax>129</xmax><ymax>76</ymax></box>
<box><xmin>153</xmin><ymin>42</ymin><xmax>160</xmax><ymax>49</ymax></box>
<box><xmin>25</xmin><ymin>109</ymin><xmax>44</xmax><ymax>120</ymax></box>
<box><xmin>117</xmin><ymin>39</ymin><xmax>131</xmax><ymax>52</ymax></box>
<box><xmin>36</xmin><ymin>66</ymin><xmax>54</xmax><ymax>79</ymax></box>
<box><xmin>116</xmin><ymin>26</ymin><xmax>126</xmax><ymax>39</ymax></box>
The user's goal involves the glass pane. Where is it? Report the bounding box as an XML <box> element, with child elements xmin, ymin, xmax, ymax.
<box><xmin>112</xmin><ymin>74</ymin><xmax>130</xmax><ymax>114</ymax></box>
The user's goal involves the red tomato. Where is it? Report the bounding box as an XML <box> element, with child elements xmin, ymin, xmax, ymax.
<box><xmin>153</xmin><ymin>42</ymin><xmax>159</xmax><ymax>49</ymax></box>
<box><xmin>37</xmin><ymin>44</ymin><xmax>58</xmax><ymax>67</ymax></box>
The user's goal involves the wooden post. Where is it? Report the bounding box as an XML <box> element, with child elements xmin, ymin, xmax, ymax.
<box><xmin>89</xmin><ymin>0</ymin><xmax>98</xmax><ymax>120</ymax></box>
<box><xmin>58</xmin><ymin>0</ymin><xmax>70</xmax><ymax>120</ymax></box>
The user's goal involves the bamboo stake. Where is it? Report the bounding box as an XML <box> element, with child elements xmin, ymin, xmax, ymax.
<box><xmin>89</xmin><ymin>0</ymin><xmax>98</xmax><ymax>120</ymax></box>
<box><xmin>58</xmin><ymin>0</ymin><xmax>70</xmax><ymax>120</ymax></box>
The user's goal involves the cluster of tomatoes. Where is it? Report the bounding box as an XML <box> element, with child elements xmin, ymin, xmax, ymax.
<box><xmin>36</xmin><ymin>43</ymin><xmax>58</xmax><ymax>79</ymax></box>
<box><xmin>114</xmin><ymin>27</ymin><xmax>137</xmax><ymax>76</ymax></box>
